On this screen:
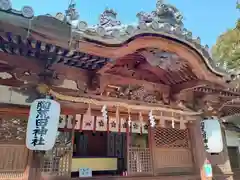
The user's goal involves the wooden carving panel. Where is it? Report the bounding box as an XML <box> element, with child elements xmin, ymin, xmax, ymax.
<box><xmin>102</xmin><ymin>85</ymin><xmax>169</xmax><ymax>104</ymax></box>
<box><xmin>98</xmin><ymin>74</ymin><xmax>170</xmax><ymax>104</ymax></box>
<box><xmin>0</xmin><ymin>117</ymin><xmax>27</xmax><ymax>143</ymax></box>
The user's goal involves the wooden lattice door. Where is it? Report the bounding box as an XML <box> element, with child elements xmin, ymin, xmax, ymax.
<box><xmin>153</xmin><ymin>127</ymin><xmax>193</xmax><ymax>174</ymax></box>
<box><xmin>128</xmin><ymin>147</ymin><xmax>153</xmax><ymax>175</ymax></box>
<box><xmin>41</xmin><ymin>131</ymin><xmax>72</xmax><ymax>177</ymax></box>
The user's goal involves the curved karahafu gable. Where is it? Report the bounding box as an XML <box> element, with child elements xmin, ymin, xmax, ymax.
<box><xmin>0</xmin><ymin>0</ymin><xmax>238</xmax><ymax>84</ymax></box>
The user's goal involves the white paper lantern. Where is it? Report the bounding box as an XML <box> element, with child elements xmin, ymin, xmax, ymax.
<box><xmin>26</xmin><ymin>99</ymin><xmax>60</xmax><ymax>151</ymax></box>
<box><xmin>201</xmin><ymin>117</ymin><xmax>223</xmax><ymax>153</ymax></box>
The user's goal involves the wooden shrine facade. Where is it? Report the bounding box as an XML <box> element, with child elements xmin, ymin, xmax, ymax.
<box><xmin>0</xmin><ymin>0</ymin><xmax>240</xmax><ymax>180</ymax></box>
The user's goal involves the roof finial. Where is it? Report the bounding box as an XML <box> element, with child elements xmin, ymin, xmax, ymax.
<box><xmin>156</xmin><ymin>0</ymin><xmax>164</xmax><ymax>7</ymax></box>
<box><xmin>99</xmin><ymin>8</ymin><xmax>121</xmax><ymax>27</ymax></box>
<box><xmin>136</xmin><ymin>0</ymin><xmax>183</xmax><ymax>27</ymax></box>
<box><xmin>65</xmin><ymin>0</ymin><xmax>79</xmax><ymax>21</ymax></box>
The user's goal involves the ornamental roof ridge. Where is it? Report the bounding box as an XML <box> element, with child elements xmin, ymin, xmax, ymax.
<box><xmin>0</xmin><ymin>0</ymin><xmax>34</xmax><ymax>18</ymax></box>
<box><xmin>0</xmin><ymin>0</ymin><xmax>239</xmax><ymax>80</ymax></box>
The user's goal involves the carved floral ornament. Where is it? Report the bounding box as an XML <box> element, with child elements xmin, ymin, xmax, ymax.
<box><xmin>0</xmin><ymin>117</ymin><xmax>27</xmax><ymax>142</ymax></box>
<box><xmin>0</xmin><ymin>72</ymin><xmax>12</xmax><ymax>79</ymax></box>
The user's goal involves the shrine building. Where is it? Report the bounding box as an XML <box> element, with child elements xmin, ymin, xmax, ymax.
<box><xmin>0</xmin><ymin>0</ymin><xmax>240</xmax><ymax>180</ymax></box>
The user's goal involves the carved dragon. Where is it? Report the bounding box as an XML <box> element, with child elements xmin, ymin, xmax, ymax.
<box><xmin>137</xmin><ymin>0</ymin><xmax>183</xmax><ymax>26</ymax></box>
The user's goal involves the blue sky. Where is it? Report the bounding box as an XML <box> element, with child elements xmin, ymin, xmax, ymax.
<box><xmin>12</xmin><ymin>0</ymin><xmax>239</xmax><ymax>47</ymax></box>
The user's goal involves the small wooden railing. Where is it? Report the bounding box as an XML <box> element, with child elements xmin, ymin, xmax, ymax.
<box><xmin>128</xmin><ymin>148</ymin><xmax>153</xmax><ymax>175</ymax></box>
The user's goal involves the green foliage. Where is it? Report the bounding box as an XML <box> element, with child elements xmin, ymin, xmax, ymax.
<box><xmin>237</xmin><ymin>2</ymin><xmax>240</xmax><ymax>9</ymax></box>
<box><xmin>212</xmin><ymin>21</ymin><xmax>240</xmax><ymax>71</ymax></box>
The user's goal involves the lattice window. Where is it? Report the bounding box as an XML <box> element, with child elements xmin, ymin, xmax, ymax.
<box><xmin>41</xmin><ymin>131</ymin><xmax>72</xmax><ymax>177</ymax></box>
<box><xmin>0</xmin><ymin>116</ymin><xmax>27</xmax><ymax>144</ymax></box>
<box><xmin>128</xmin><ymin>148</ymin><xmax>152</xmax><ymax>174</ymax></box>
<box><xmin>154</xmin><ymin>127</ymin><xmax>190</xmax><ymax>148</ymax></box>
<box><xmin>222</xmin><ymin>106</ymin><xmax>240</xmax><ymax>116</ymax></box>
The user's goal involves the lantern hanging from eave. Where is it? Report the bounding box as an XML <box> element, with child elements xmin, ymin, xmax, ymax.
<box><xmin>201</xmin><ymin>116</ymin><xmax>223</xmax><ymax>153</ymax></box>
<box><xmin>26</xmin><ymin>99</ymin><xmax>61</xmax><ymax>151</ymax></box>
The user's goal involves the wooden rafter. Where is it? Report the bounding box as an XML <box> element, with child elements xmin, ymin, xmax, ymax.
<box><xmin>171</xmin><ymin>80</ymin><xmax>210</xmax><ymax>94</ymax></box>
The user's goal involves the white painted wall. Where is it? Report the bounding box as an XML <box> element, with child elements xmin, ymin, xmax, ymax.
<box><xmin>0</xmin><ymin>85</ymin><xmax>30</xmax><ymax>105</ymax></box>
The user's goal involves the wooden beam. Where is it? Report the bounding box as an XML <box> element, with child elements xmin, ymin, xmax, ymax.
<box><xmin>0</xmin><ymin>78</ymin><xmax>24</xmax><ymax>87</ymax></box>
<box><xmin>50</xmin><ymin>63</ymin><xmax>89</xmax><ymax>82</ymax></box>
<box><xmin>99</xmin><ymin>73</ymin><xmax>170</xmax><ymax>93</ymax></box>
<box><xmin>0</xmin><ymin>102</ymin><xmax>86</xmax><ymax>115</ymax></box>
<box><xmin>97</xmin><ymin>60</ymin><xmax>115</xmax><ymax>74</ymax></box>
<box><xmin>138</xmin><ymin>63</ymin><xmax>169</xmax><ymax>84</ymax></box>
<box><xmin>0</xmin><ymin>52</ymin><xmax>44</xmax><ymax>72</ymax></box>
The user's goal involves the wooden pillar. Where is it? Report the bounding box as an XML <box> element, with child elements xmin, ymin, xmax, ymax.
<box><xmin>221</xmin><ymin>129</ymin><xmax>234</xmax><ymax>180</ymax></box>
<box><xmin>148</xmin><ymin>126</ymin><xmax>155</xmax><ymax>176</ymax></box>
<box><xmin>25</xmin><ymin>151</ymin><xmax>42</xmax><ymax>180</ymax></box>
<box><xmin>188</xmin><ymin>119</ymin><xmax>209</xmax><ymax>180</ymax></box>
<box><xmin>126</xmin><ymin>122</ymin><xmax>131</xmax><ymax>175</ymax></box>
<box><xmin>23</xmin><ymin>150</ymin><xmax>33</xmax><ymax>180</ymax></box>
